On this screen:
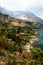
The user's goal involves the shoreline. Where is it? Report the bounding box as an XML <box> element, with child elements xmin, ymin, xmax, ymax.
<box><xmin>24</xmin><ymin>35</ymin><xmax>38</xmax><ymax>52</ymax></box>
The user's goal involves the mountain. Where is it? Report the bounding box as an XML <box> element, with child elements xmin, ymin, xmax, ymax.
<box><xmin>0</xmin><ymin>7</ymin><xmax>43</xmax><ymax>24</ymax></box>
<box><xmin>10</xmin><ymin>11</ymin><xmax>43</xmax><ymax>24</ymax></box>
<box><xmin>0</xmin><ymin>7</ymin><xmax>14</xmax><ymax>17</ymax></box>
<box><xmin>0</xmin><ymin>7</ymin><xmax>7</xmax><ymax>14</ymax></box>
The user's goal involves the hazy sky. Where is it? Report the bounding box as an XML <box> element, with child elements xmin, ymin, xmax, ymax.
<box><xmin>0</xmin><ymin>0</ymin><xmax>43</xmax><ymax>19</ymax></box>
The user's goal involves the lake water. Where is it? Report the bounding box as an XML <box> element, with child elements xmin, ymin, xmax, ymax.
<box><xmin>36</xmin><ymin>29</ymin><xmax>43</xmax><ymax>50</ymax></box>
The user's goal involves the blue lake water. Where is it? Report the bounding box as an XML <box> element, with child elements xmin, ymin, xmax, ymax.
<box><xmin>36</xmin><ymin>29</ymin><xmax>43</xmax><ymax>50</ymax></box>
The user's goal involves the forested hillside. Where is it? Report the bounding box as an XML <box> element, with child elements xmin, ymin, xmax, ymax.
<box><xmin>0</xmin><ymin>12</ymin><xmax>43</xmax><ymax>65</ymax></box>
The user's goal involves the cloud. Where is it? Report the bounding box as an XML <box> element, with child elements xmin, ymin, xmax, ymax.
<box><xmin>0</xmin><ymin>0</ymin><xmax>43</xmax><ymax>19</ymax></box>
<box><xmin>0</xmin><ymin>0</ymin><xmax>43</xmax><ymax>11</ymax></box>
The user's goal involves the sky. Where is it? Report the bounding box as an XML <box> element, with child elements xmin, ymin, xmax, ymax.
<box><xmin>0</xmin><ymin>0</ymin><xmax>43</xmax><ymax>19</ymax></box>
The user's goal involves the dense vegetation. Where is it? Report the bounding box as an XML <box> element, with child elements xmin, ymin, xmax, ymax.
<box><xmin>0</xmin><ymin>13</ymin><xmax>43</xmax><ymax>65</ymax></box>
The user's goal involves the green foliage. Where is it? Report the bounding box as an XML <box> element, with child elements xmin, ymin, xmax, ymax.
<box><xmin>0</xmin><ymin>13</ymin><xmax>43</xmax><ymax>65</ymax></box>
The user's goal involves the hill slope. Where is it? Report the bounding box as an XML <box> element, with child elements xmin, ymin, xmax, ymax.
<box><xmin>0</xmin><ymin>11</ymin><xmax>43</xmax><ymax>65</ymax></box>
<box><xmin>11</xmin><ymin>11</ymin><xmax>43</xmax><ymax>24</ymax></box>
<box><xmin>0</xmin><ymin>7</ymin><xmax>43</xmax><ymax>24</ymax></box>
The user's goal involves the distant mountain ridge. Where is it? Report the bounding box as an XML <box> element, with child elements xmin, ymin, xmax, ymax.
<box><xmin>11</xmin><ymin>11</ymin><xmax>43</xmax><ymax>24</ymax></box>
<box><xmin>0</xmin><ymin>7</ymin><xmax>7</xmax><ymax>14</ymax></box>
<box><xmin>0</xmin><ymin>9</ymin><xmax>43</xmax><ymax>29</ymax></box>
<box><xmin>0</xmin><ymin>7</ymin><xmax>43</xmax><ymax>24</ymax></box>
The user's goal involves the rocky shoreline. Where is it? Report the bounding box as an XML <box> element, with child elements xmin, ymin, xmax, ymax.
<box><xmin>24</xmin><ymin>35</ymin><xmax>38</xmax><ymax>52</ymax></box>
